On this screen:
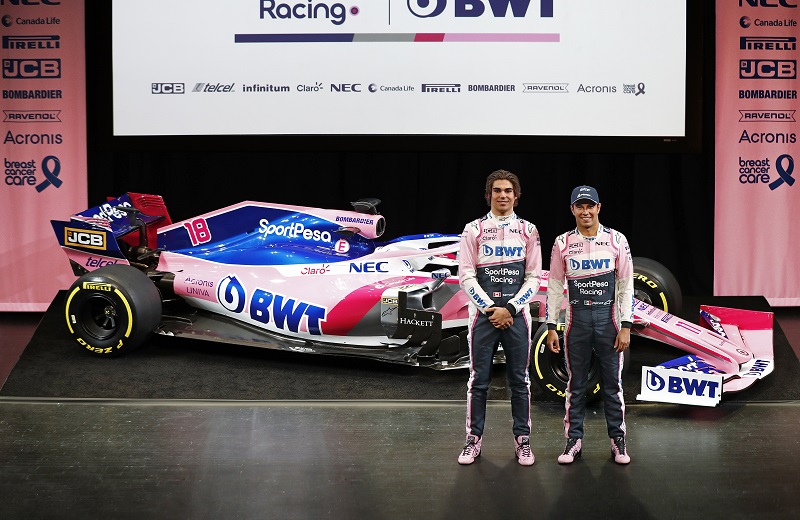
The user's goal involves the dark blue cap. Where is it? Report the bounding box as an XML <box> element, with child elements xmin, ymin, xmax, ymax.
<box><xmin>570</xmin><ymin>185</ymin><xmax>600</xmax><ymax>205</ymax></box>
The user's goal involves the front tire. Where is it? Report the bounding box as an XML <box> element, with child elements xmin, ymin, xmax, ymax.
<box><xmin>64</xmin><ymin>264</ymin><xmax>162</xmax><ymax>356</ymax></box>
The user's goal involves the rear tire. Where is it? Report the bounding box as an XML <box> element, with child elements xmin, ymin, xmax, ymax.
<box><xmin>633</xmin><ymin>257</ymin><xmax>682</xmax><ymax>314</ymax></box>
<box><xmin>64</xmin><ymin>265</ymin><xmax>162</xmax><ymax>356</ymax></box>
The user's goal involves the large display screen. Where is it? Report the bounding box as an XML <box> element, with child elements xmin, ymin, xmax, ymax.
<box><xmin>111</xmin><ymin>0</ymin><xmax>697</xmax><ymax>149</ymax></box>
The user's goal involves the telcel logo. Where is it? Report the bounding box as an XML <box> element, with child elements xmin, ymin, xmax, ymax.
<box><xmin>407</xmin><ymin>0</ymin><xmax>553</xmax><ymax>18</ymax></box>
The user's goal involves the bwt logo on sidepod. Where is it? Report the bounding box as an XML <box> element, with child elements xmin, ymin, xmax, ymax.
<box><xmin>407</xmin><ymin>0</ymin><xmax>553</xmax><ymax>18</ymax></box>
<box><xmin>217</xmin><ymin>274</ymin><xmax>327</xmax><ymax>335</ymax></box>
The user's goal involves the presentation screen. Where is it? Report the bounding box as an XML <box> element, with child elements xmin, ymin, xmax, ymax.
<box><xmin>111</xmin><ymin>0</ymin><xmax>695</xmax><ymax>148</ymax></box>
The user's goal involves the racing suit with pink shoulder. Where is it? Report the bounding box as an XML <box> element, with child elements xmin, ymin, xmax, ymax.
<box><xmin>545</xmin><ymin>225</ymin><xmax>634</xmax><ymax>440</ymax></box>
<box><xmin>459</xmin><ymin>212</ymin><xmax>542</xmax><ymax>438</ymax></box>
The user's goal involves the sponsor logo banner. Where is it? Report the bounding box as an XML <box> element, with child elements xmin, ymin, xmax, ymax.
<box><xmin>0</xmin><ymin>0</ymin><xmax>87</xmax><ymax>311</ymax></box>
<box><xmin>715</xmin><ymin>0</ymin><xmax>800</xmax><ymax>305</ymax></box>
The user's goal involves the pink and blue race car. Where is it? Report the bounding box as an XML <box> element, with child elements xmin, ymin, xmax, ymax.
<box><xmin>52</xmin><ymin>193</ymin><xmax>775</xmax><ymax>405</ymax></box>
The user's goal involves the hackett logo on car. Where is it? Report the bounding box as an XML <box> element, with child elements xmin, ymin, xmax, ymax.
<box><xmin>192</xmin><ymin>82</ymin><xmax>235</xmax><ymax>93</ymax></box>
<box><xmin>65</xmin><ymin>228</ymin><xmax>106</xmax><ymax>250</ymax></box>
<box><xmin>637</xmin><ymin>367</ymin><xmax>722</xmax><ymax>407</ymax></box>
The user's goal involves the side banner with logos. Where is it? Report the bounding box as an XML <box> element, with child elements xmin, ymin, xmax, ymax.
<box><xmin>0</xmin><ymin>1</ymin><xmax>86</xmax><ymax>311</ymax></box>
<box><xmin>715</xmin><ymin>1</ymin><xmax>799</xmax><ymax>306</ymax></box>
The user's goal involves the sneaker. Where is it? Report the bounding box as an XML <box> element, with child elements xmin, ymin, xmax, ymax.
<box><xmin>611</xmin><ymin>436</ymin><xmax>631</xmax><ymax>464</ymax></box>
<box><xmin>557</xmin><ymin>438</ymin><xmax>582</xmax><ymax>464</ymax></box>
<box><xmin>515</xmin><ymin>435</ymin><xmax>535</xmax><ymax>466</ymax></box>
<box><xmin>458</xmin><ymin>435</ymin><xmax>482</xmax><ymax>465</ymax></box>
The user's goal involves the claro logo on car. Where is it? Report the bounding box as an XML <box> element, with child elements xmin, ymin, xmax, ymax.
<box><xmin>65</xmin><ymin>228</ymin><xmax>106</xmax><ymax>250</ymax></box>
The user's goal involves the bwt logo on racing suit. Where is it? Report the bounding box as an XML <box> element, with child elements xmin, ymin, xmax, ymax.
<box><xmin>482</xmin><ymin>244</ymin><xmax>523</xmax><ymax>257</ymax></box>
<box><xmin>569</xmin><ymin>258</ymin><xmax>611</xmax><ymax>270</ymax></box>
<box><xmin>217</xmin><ymin>275</ymin><xmax>326</xmax><ymax>334</ymax></box>
<box><xmin>407</xmin><ymin>0</ymin><xmax>554</xmax><ymax>18</ymax></box>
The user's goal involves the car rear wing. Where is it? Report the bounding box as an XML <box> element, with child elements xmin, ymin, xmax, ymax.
<box><xmin>51</xmin><ymin>193</ymin><xmax>172</xmax><ymax>275</ymax></box>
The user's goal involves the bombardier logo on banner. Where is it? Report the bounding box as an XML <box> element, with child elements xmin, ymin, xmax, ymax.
<box><xmin>0</xmin><ymin>1</ymin><xmax>87</xmax><ymax>311</ymax></box>
<box><xmin>714</xmin><ymin>0</ymin><xmax>799</xmax><ymax>306</ymax></box>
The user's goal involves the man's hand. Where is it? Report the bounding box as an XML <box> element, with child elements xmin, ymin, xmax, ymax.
<box><xmin>546</xmin><ymin>329</ymin><xmax>560</xmax><ymax>353</ymax></box>
<box><xmin>486</xmin><ymin>306</ymin><xmax>514</xmax><ymax>329</ymax></box>
<box><xmin>614</xmin><ymin>328</ymin><xmax>631</xmax><ymax>353</ymax></box>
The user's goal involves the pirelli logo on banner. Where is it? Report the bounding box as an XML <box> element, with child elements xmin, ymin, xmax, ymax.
<box><xmin>64</xmin><ymin>228</ymin><xmax>107</xmax><ymax>250</ymax></box>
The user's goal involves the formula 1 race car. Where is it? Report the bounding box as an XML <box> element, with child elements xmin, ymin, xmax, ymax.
<box><xmin>52</xmin><ymin>193</ymin><xmax>775</xmax><ymax>404</ymax></box>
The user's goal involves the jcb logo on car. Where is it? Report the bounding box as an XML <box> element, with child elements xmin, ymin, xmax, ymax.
<box><xmin>65</xmin><ymin>228</ymin><xmax>106</xmax><ymax>250</ymax></box>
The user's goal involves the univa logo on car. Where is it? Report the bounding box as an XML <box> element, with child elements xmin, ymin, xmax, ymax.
<box><xmin>217</xmin><ymin>274</ymin><xmax>327</xmax><ymax>334</ymax></box>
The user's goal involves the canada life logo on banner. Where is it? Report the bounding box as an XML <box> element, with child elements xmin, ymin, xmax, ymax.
<box><xmin>0</xmin><ymin>0</ymin><xmax>87</xmax><ymax>311</ymax></box>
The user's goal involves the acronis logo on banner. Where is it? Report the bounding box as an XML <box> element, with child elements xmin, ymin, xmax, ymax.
<box><xmin>407</xmin><ymin>0</ymin><xmax>554</xmax><ymax>18</ymax></box>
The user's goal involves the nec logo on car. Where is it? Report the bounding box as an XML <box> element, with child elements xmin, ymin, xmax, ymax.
<box><xmin>407</xmin><ymin>0</ymin><xmax>554</xmax><ymax>18</ymax></box>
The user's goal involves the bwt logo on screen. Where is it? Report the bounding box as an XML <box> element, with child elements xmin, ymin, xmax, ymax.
<box><xmin>407</xmin><ymin>0</ymin><xmax>553</xmax><ymax>18</ymax></box>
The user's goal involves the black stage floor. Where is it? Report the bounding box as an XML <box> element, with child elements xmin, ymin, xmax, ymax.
<box><xmin>1</xmin><ymin>294</ymin><xmax>799</xmax><ymax>519</ymax></box>
<box><xmin>0</xmin><ymin>399</ymin><xmax>798</xmax><ymax>519</ymax></box>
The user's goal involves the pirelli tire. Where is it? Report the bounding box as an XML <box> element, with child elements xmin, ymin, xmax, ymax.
<box><xmin>64</xmin><ymin>264</ymin><xmax>162</xmax><ymax>357</ymax></box>
<box><xmin>632</xmin><ymin>257</ymin><xmax>683</xmax><ymax>314</ymax></box>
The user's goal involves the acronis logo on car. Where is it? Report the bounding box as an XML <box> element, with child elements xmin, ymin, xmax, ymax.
<box><xmin>407</xmin><ymin>0</ymin><xmax>554</xmax><ymax>18</ymax></box>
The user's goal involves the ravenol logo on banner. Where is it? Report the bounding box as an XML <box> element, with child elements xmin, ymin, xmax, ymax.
<box><xmin>637</xmin><ymin>367</ymin><xmax>723</xmax><ymax>407</ymax></box>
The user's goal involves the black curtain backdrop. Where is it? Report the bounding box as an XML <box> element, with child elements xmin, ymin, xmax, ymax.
<box><xmin>84</xmin><ymin>1</ymin><xmax>716</xmax><ymax>295</ymax></box>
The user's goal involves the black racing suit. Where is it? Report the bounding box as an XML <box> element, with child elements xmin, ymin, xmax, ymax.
<box><xmin>545</xmin><ymin>225</ymin><xmax>634</xmax><ymax>440</ymax></box>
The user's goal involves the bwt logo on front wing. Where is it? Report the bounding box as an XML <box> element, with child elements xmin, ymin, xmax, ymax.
<box><xmin>407</xmin><ymin>0</ymin><xmax>554</xmax><ymax>18</ymax></box>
